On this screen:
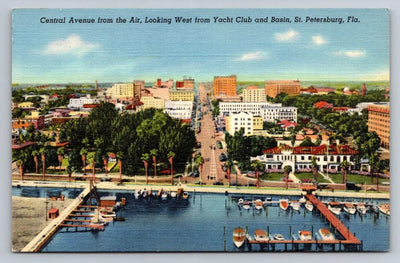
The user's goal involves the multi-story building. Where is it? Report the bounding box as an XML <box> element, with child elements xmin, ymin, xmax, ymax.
<box><xmin>225</xmin><ymin>112</ymin><xmax>253</xmax><ymax>135</ymax></box>
<box><xmin>176</xmin><ymin>78</ymin><xmax>195</xmax><ymax>90</ymax></box>
<box><xmin>169</xmin><ymin>90</ymin><xmax>195</xmax><ymax>101</ymax></box>
<box><xmin>220</xmin><ymin>102</ymin><xmax>279</xmax><ymax>116</ymax></box>
<box><xmin>260</xmin><ymin>105</ymin><xmax>297</xmax><ymax>122</ymax></box>
<box><xmin>242</xmin><ymin>86</ymin><xmax>266</xmax><ymax>102</ymax></box>
<box><xmin>106</xmin><ymin>83</ymin><xmax>135</xmax><ymax>98</ymax></box>
<box><xmin>265</xmin><ymin>80</ymin><xmax>301</xmax><ymax>98</ymax></box>
<box><xmin>367</xmin><ymin>102</ymin><xmax>390</xmax><ymax>149</ymax></box>
<box><xmin>251</xmin><ymin>144</ymin><xmax>359</xmax><ymax>172</ymax></box>
<box><xmin>67</xmin><ymin>95</ymin><xmax>100</xmax><ymax>110</ymax></box>
<box><xmin>253</xmin><ymin>116</ymin><xmax>264</xmax><ymax>130</ymax></box>
<box><xmin>213</xmin><ymin>75</ymin><xmax>237</xmax><ymax>96</ymax></box>
<box><xmin>139</xmin><ymin>96</ymin><xmax>165</xmax><ymax>110</ymax></box>
<box><xmin>164</xmin><ymin>101</ymin><xmax>193</xmax><ymax>120</ymax></box>
<box><xmin>12</xmin><ymin>112</ymin><xmax>45</xmax><ymax>131</ymax></box>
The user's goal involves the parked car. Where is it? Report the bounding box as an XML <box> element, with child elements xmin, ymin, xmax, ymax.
<box><xmin>346</xmin><ymin>182</ymin><xmax>361</xmax><ymax>191</ymax></box>
<box><xmin>213</xmin><ymin>181</ymin><xmax>224</xmax><ymax>185</ymax></box>
<box><xmin>219</xmin><ymin>153</ymin><xmax>227</xmax><ymax>161</ymax></box>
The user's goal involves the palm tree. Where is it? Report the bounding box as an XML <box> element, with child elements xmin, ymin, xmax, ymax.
<box><xmin>167</xmin><ymin>151</ymin><xmax>176</xmax><ymax>185</ymax></box>
<box><xmin>369</xmin><ymin>152</ymin><xmax>380</xmax><ymax>189</ymax></box>
<box><xmin>195</xmin><ymin>154</ymin><xmax>204</xmax><ymax>183</ymax></box>
<box><xmin>116</xmin><ymin>151</ymin><xmax>124</xmax><ymax>184</ymax></box>
<box><xmin>102</xmin><ymin>153</ymin><xmax>109</xmax><ymax>175</ymax></box>
<box><xmin>39</xmin><ymin>147</ymin><xmax>47</xmax><ymax>180</ymax></box>
<box><xmin>150</xmin><ymin>149</ymin><xmax>158</xmax><ymax>178</ymax></box>
<box><xmin>31</xmin><ymin>150</ymin><xmax>39</xmax><ymax>174</ymax></box>
<box><xmin>311</xmin><ymin>156</ymin><xmax>318</xmax><ymax>182</ymax></box>
<box><xmin>251</xmin><ymin>160</ymin><xmax>265</xmax><ymax>188</ymax></box>
<box><xmin>225</xmin><ymin>159</ymin><xmax>233</xmax><ymax>187</ymax></box>
<box><xmin>66</xmin><ymin>165</ymin><xmax>72</xmax><ymax>182</ymax></box>
<box><xmin>141</xmin><ymin>153</ymin><xmax>150</xmax><ymax>185</ymax></box>
<box><xmin>87</xmin><ymin>152</ymin><xmax>96</xmax><ymax>182</ymax></box>
<box><xmin>340</xmin><ymin>160</ymin><xmax>350</xmax><ymax>184</ymax></box>
<box><xmin>80</xmin><ymin>147</ymin><xmax>88</xmax><ymax>175</ymax></box>
<box><xmin>16</xmin><ymin>159</ymin><xmax>24</xmax><ymax>180</ymax></box>
<box><xmin>283</xmin><ymin>165</ymin><xmax>292</xmax><ymax>189</ymax></box>
<box><xmin>57</xmin><ymin>147</ymin><xmax>65</xmax><ymax>173</ymax></box>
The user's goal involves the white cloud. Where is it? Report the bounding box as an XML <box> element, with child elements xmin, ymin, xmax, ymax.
<box><xmin>275</xmin><ymin>29</ymin><xmax>300</xmax><ymax>42</ymax></box>
<box><xmin>312</xmin><ymin>35</ymin><xmax>327</xmax><ymax>45</ymax></box>
<box><xmin>335</xmin><ymin>50</ymin><xmax>366</xmax><ymax>58</ymax></box>
<box><xmin>44</xmin><ymin>34</ymin><xmax>100</xmax><ymax>55</ymax></box>
<box><xmin>236</xmin><ymin>51</ymin><xmax>267</xmax><ymax>61</ymax></box>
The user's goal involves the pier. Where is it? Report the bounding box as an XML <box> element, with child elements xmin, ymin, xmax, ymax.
<box><xmin>244</xmin><ymin>186</ymin><xmax>362</xmax><ymax>252</ymax></box>
<box><xmin>21</xmin><ymin>184</ymin><xmax>95</xmax><ymax>252</ymax></box>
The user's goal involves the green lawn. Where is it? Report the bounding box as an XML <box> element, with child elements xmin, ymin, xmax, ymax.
<box><xmin>294</xmin><ymin>172</ymin><xmax>330</xmax><ymax>183</ymax></box>
<box><xmin>260</xmin><ymin>173</ymin><xmax>284</xmax><ymax>181</ymax></box>
<box><xmin>327</xmin><ymin>173</ymin><xmax>390</xmax><ymax>184</ymax></box>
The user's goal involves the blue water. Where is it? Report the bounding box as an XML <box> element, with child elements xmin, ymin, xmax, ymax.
<box><xmin>12</xmin><ymin>187</ymin><xmax>390</xmax><ymax>252</ymax></box>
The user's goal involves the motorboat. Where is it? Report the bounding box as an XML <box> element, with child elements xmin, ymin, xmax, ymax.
<box><xmin>379</xmin><ymin>203</ymin><xmax>390</xmax><ymax>216</ymax></box>
<box><xmin>298</xmin><ymin>230</ymin><xmax>312</xmax><ymax>241</ymax></box>
<box><xmin>290</xmin><ymin>200</ymin><xmax>300</xmax><ymax>211</ymax></box>
<box><xmin>273</xmin><ymin>233</ymin><xmax>285</xmax><ymax>241</ymax></box>
<box><xmin>328</xmin><ymin>202</ymin><xmax>342</xmax><ymax>216</ymax></box>
<box><xmin>242</xmin><ymin>202</ymin><xmax>251</xmax><ymax>210</ymax></box>
<box><xmin>99</xmin><ymin>207</ymin><xmax>116</xmax><ymax>218</ymax></box>
<box><xmin>233</xmin><ymin>227</ymin><xmax>246</xmax><ymax>248</ymax></box>
<box><xmin>254</xmin><ymin>199</ymin><xmax>263</xmax><ymax>210</ymax></box>
<box><xmin>318</xmin><ymin>228</ymin><xmax>335</xmax><ymax>240</ymax></box>
<box><xmin>161</xmin><ymin>191</ymin><xmax>168</xmax><ymax>200</ymax></box>
<box><xmin>343</xmin><ymin>203</ymin><xmax>356</xmax><ymax>215</ymax></box>
<box><xmin>279</xmin><ymin>199</ymin><xmax>289</xmax><ymax>211</ymax></box>
<box><xmin>237</xmin><ymin>198</ymin><xmax>244</xmax><ymax>206</ymax></box>
<box><xmin>356</xmin><ymin>203</ymin><xmax>367</xmax><ymax>215</ymax></box>
<box><xmin>170</xmin><ymin>191</ymin><xmax>177</xmax><ymax>198</ymax></box>
<box><xmin>182</xmin><ymin>192</ymin><xmax>189</xmax><ymax>200</ymax></box>
<box><xmin>305</xmin><ymin>201</ymin><xmax>314</xmax><ymax>212</ymax></box>
<box><xmin>254</xmin><ymin>229</ymin><xmax>269</xmax><ymax>242</ymax></box>
<box><xmin>299</xmin><ymin>196</ymin><xmax>306</xmax><ymax>204</ymax></box>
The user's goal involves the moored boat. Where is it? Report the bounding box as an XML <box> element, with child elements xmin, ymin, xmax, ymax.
<box><xmin>273</xmin><ymin>233</ymin><xmax>285</xmax><ymax>241</ymax></box>
<box><xmin>305</xmin><ymin>201</ymin><xmax>314</xmax><ymax>212</ymax></box>
<box><xmin>356</xmin><ymin>203</ymin><xmax>367</xmax><ymax>215</ymax></box>
<box><xmin>182</xmin><ymin>192</ymin><xmax>189</xmax><ymax>200</ymax></box>
<box><xmin>279</xmin><ymin>199</ymin><xmax>289</xmax><ymax>211</ymax></box>
<box><xmin>318</xmin><ymin>228</ymin><xmax>335</xmax><ymax>240</ymax></box>
<box><xmin>170</xmin><ymin>191</ymin><xmax>177</xmax><ymax>198</ymax></box>
<box><xmin>298</xmin><ymin>230</ymin><xmax>312</xmax><ymax>241</ymax></box>
<box><xmin>161</xmin><ymin>191</ymin><xmax>168</xmax><ymax>200</ymax></box>
<box><xmin>254</xmin><ymin>229</ymin><xmax>269</xmax><ymax>242</ymax></box>
<box><xmin>328</xmin><ymin>202</ymin><xmax>342</xmax><ymax>216</ymax></box>
<box><xmin>343</xmin><ymin>203</ymin><xmax>356</xmax><ymax>215</ymax></box>
<box><xmin>299</xmin><ymin>196</ymin><xmax>306</xmax><ymax>204</ymax></box>
<box><xmin>379</xmin><ymin>203</ymin><xmax>390</xmax><ymax>216</ymax></box>
<box><xmin>254</xmin><ymin>199</ymin><xmax>263</xmax><ymax>210</ymax></box>
<box><xmin>290</xmin><ymin>200</ymin><xmax>300</xmax><ymax>211</ymax></box>
<box><xmin>242</xmin><ymin>201</ymin><xmax>251</xmax><ymax>210</ymax></box>
<box><xmin>233</xmin><ymin>227</ymin><xmax>246</xmax><ymax>248</ymax></box>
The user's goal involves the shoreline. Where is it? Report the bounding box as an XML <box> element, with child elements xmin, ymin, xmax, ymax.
<box><xmin>12</xmin><ymin>179</ymin><xmax>390</xmax><ymax>200</ymax></box>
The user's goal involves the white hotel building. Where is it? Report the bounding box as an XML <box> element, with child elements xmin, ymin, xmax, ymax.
<box><xmin>164</xmin><ymin>101</ymin><xmax>194</xmax><ymax>120</ymax></box>
<box><xmin>225</xmin><ymin>112</ymin><xmax>254</xmax><ymax>135</ymax></box>
<box><xmin>219</xmin><ymin>102</ymin><xmax>297</xmax><ymax>122</ymax></box>
<box><xmin>67</xmin><ymin>95</ymin><xmax>100</xmax><ymax>110</ymax></box>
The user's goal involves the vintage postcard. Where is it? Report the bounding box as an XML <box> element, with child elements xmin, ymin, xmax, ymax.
<box><xmin>11</xmin><ymin>9</ymin><xmax>390</xmax><ymax>252</ymax></box>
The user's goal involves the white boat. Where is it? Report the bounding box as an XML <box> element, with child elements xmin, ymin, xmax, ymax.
<box><xmin>290</xmin><ymin>200</ymin><xmax>300</xmax><ymax>211</ymax></box>
<box><xmin>134</xmin><ymin>189</ymin><xmax>142</xmax><ymax>199</ymax></box>
<box><xmin>299</xmin><ymin>196</ymin><xmax>306</xmax><ymax>204</ymax></box>
<box><xmin>254</xmin><ymin>199</ymin><xmax>263</xmax><ymax>210</ymax></box>
<box><xmin>99</xmin><ymin>208</ymin><xmax>116</xmax><ymax>218</ymax></box>
<box><xmin>305</xmin><ymin>201</ymin><xmax>314</xmax><ymax>212</ymax></box>
<box><xmin>343</xmin><ymin>203</ymin><xmax>356</xmax><ymax>215</ymax></box>
<box><xmin>170</xmin><ymin>191</ymin><xmax>177</xmax><ymax>198</ymax></box>
<box><xmin>279</xmin><ymin>199</ymin><xmax>289</xmax><ymax>211</ymax></box>
<box><xmin>161</xmin><ymin>191</ymin><xmax>168</xmax><ymax>200</ymax></box>
<box><xmin>379</xmin><ymin>203</ymin><xmax>390</xmax><ymax>216</ymax></box>
<box><xmin>318</xmin><ymin>228</ymin><xmax>335</xmax><ymax>240</ymax></box>
<box><xmin>356</xmin><ymin>203</ymin><xmax>367</xmax><ymax>215</ymax></box>
<box><xmin>328</xmin><ymin>202</ymin><xmax>342</xmax><ymax>216</ymax></box>
<box><xmin>254</xmin><ymin>229</ymin><xmax>269</xmax><ymax>242</ymax></box>
<box><xmin>237</xmin><ymin>198</ymin><xmax>244</xmax><ymax>206</ymax></box>
<box><xmin>298</xmin><ymin>230</ymin><xmax>312</xmax><ymax>241</ymax></box>
<box><xmin>242</xmin><ymin>202</ymin><xmax>251</xmax><ymax>210</ymax></box>
<box><xmin>273</xmin><ymin>233</ymin><xmax>285</xmax><ymax>241</ymax></box>
<box><xmin>233</xmin><ymin>227</ymin><xmax>246</xmax><ymax>248</ymax></box>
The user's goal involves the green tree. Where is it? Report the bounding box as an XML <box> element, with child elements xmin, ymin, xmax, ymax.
<box><xmin>141</xmin><ymin>153</ymin><xmax>150</xmax><ymax>185</ymax></box>
<box><xmin>283</xmin><ymin>165</ymin><xmax>292</xmax><ymax>189</ymax></box>
<box><xmin>340</xmin><ymin>160</ymin><xmax>350</xmax><ymax>185</ymax></box>
<box><xmin>39</xmin><ymin>147</ymin><xmax>47</xmax><ymax>180</ymax></box>
<box><xmin>251</xmin><ymin>160</ymin><xmax>265</xmax><ymax>188</ymax></box>
<box><xmin>150</xmin><ymin>149</ymin><xmax>158</xmax><ymax>178</ymax></box>
<box><xmin>195</xmin><ymin>153</ymin><xmax>204</xmax><ymax>182</ymax></box>
<box><xmin>167</xmin><ymin>151</ymin><xmax>176</xmax><ymax>185</ymax></box>
<box><xmin>116</xmin><ymin>151</ymin><xmax>124</xmax><ymax>184</ymax></box>
<box><xmin>80</xmin><ymin>147</ymin><xmax>88</xmax><ymax>175</ymax></box>
<box><xmin>225</xmin><ymin>159</ymin><xmax>233</xmax><ymax>187</ymax></box>
<box><xmin>311</xmin><ymin>156</ymin><xmax>318</xmax><ymax>182</ymax></box>
<box><xmin>31</xmin><ymin>150</ymin><xmax>39</xmax><ymax>174</ymax></box>
<box><xmin>57</xmin><ymin>147</ymin><xmax>65</xmax><ymax>173</ymax></box>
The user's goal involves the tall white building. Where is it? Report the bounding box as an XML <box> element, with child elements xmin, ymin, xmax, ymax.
<box><xmin>164</xmin><ymin>101</ymin><xmax>193</xmax><ymax>120</ymax></box>
<box><xmin>225</xmin><ymin>112</ymin><xmax>254</xmax><ymax>135</ymax></box>
<box><xmin>106</xmin><ymin>83</ymin><xmax>135</xmax><ymax>98</ymax></box>
<box><xmin>241</xmin><ymin>86</ymin><xmax>266</xmax><ymax>102</ymax></box>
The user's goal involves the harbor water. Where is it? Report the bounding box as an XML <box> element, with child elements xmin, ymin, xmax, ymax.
<box><xmin>13</xmin><ymin>187</ymin><xmax>390</xmax><ymax>252</ymax></box>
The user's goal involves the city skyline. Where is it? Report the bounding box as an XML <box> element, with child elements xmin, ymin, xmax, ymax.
<box><xmin>12</xmin><ymin>9</ymin><xmax>389</xmax><ymax>84</ymax></box>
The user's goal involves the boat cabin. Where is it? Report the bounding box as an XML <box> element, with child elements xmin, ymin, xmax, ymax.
<box><xmin>100</xmin><ymin>196</ymin><xmax>117</xmax><ymax>207</ymax></box>
<box><xmin>48</xmin><ymin>208</ymin><xmax>59</xmax><ymax>219</ymax></box>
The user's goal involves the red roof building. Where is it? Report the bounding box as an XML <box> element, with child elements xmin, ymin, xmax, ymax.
<box><xmin>313</xmin><ymin>101</ymin><xmax>333</xmax><ymax>109</ymax></box>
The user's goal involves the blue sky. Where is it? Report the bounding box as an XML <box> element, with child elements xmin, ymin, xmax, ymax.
<box><xmin>12</xmin><ymin>9</ymin><xmax>389</xmax><ymax>84</ymax></box>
